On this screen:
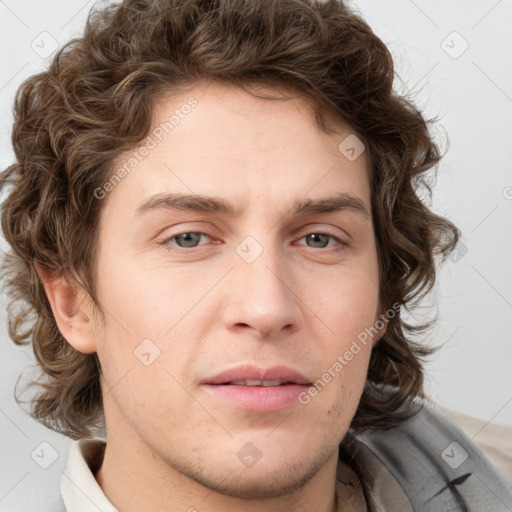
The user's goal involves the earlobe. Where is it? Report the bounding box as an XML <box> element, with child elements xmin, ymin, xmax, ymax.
<box><xmin>36</xmin><ymin>264</ymin><xmax>97</xmax><ymax>354</ymax></box>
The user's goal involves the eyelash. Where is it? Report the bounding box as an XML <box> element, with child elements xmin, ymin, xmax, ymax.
<box><xmin>160</xmin><ymin>231</ymin><xmax>348</xmax><ymax>253</ymax></box>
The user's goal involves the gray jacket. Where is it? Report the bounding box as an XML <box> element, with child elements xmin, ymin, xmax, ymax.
<box><xmin>344</xmin><ymin>395</ymin><xmax>512</xmax><ymax>510</ymax></box>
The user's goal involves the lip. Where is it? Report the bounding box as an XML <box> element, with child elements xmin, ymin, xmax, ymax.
<box><xmin>201</xmin><ymin>365</ymin><xmax>312</xmax><ymax>412</ymax></box>
<box><xmin>201</xmin><ymin>365</ymin><xmax>312</xmax><ymax>386</ymax></box>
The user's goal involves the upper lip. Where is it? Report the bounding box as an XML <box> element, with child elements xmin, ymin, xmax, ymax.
<box><xmin>202</xmin><ymin>365</ymin><xmax>312</xmax><ymax>385</ymax></box>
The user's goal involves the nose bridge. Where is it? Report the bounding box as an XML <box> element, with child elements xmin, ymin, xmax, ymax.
<box><xmin>224</xmin><ymin>232</ymin><xmax>300</xmax><ymax>338</ymax></box>
<box><xmin>239</xmin><ymin>238</ymin><xmax>284</xmax><ymax>293</ymax></box>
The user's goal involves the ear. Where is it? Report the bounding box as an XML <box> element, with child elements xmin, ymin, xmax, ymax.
<box><xmin>36</xmin><ymin>264</ymin><xmax>97</xmax><ymax>354</ymax></box>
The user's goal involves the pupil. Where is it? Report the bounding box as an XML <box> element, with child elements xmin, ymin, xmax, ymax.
<box><xmin>178</xmin><ymin>233</ymin><xmax>200</xmax><ymax>248</ymax></box>
<box><xmin>308</xmin><ymin>233</ymin><xmax>328</xmax><ymax>248</ymax></box>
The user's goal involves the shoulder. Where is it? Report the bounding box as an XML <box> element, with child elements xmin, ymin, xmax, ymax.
<box><xmin>439</xmin><ymin>405</ymin><xmax>512</xmax><ymax>487</ymax></box>
<box><xmin>350</xmin><ymin>394</ymin><xmax>512</xmax><ymax>511</ymax></box>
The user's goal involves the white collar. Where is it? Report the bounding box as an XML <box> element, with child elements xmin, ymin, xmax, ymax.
<box><xmin>61</xmin><ymin>439</ymin><xmax>117</xmax><ymax>512</ymax></box>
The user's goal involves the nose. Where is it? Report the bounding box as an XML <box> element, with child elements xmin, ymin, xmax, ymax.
<box><xmin>222</xmin><ymin>239</ymin><xmax>301</xmax><ymax>340</ymax></box>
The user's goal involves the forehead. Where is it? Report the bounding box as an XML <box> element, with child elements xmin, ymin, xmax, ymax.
<box><xmin>102</xmin><ymin>80</ymin><xmax>371</xmax><ymax>219</ymax></box>
<box><xmin>151</xmin><ymin>80</ymin><xmax>364</xmax><ymax>160</ymax></box>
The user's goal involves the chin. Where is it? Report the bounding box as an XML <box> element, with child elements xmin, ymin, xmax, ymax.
<box><xmin>172</xmin><ymin>444</ymin><xmax>332</xmax><ymax>500</ymax></box>
<box><xmin>191</xmin><ymin>460</ymin><xmax>321</xmax><ymax>499</ymax></box>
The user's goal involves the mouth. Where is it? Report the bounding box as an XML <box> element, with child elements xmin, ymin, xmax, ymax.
<box><xmin>226</xmin><ymin>379</ymin><xmax>294</xmax><ymax>386</ymax></box>
<box><xmin>201</xmin><ymin>365</ymin><xmax>312</xmax><ymax>412</ymax></box>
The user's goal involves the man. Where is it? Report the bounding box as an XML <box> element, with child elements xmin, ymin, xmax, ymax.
<box><xmin>1</xmin><ymin>0</ymin><xmax>511</xmax><ymax>510</ymax></box>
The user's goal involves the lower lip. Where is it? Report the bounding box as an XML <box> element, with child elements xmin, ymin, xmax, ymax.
<box><xmin>202</xmin><ymin>384</ymin><xmax>310</xmax><ymax>412</ymax></box>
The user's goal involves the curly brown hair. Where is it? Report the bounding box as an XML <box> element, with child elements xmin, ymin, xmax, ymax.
<box><xmin>0</xmin><ymin>0</ymin><xmax>459</xmax><ymax>440</ymax></box>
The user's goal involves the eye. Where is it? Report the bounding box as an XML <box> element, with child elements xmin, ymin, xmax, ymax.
<box><xmin>165</xmin><ymin>232</ymin><xmax>212</xmax><ymax>250</ymax></box>
<box><xmin>161</xmin><ymin>230</ymin><xmax>347</xmax><ymax>253</ymax></box>
<box><xmin>296</xmin><ymin>232</ymin><xmax>346</xmax><ymax>250</ymax></box>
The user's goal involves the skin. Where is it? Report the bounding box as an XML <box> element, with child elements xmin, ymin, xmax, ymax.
<box><xmin>39</xmin><ymin>80</ymin><xmax>386</xmax><ymax>512</ymax></box>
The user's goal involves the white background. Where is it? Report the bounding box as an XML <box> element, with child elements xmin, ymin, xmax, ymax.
<box><xmin>0</xmin><ymin>0</ymin><xmax>511</xmax><ymax>510</ymax></box>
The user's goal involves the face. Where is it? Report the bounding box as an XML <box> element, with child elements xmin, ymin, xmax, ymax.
<box><xmin>91</xmin><ymin>80</ymin><xmax>383</xmax><ymax>498</ymax></box>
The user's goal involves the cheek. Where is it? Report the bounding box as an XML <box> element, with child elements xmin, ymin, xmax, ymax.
<box><xmin>94</xmin><ymin>257</ymin><xmax>181</xmax><ymax>340</ymax></box>
<box><xmin>314</xmin><ymin>263</ymin><xmax>380</xmax><ymax>340</ymax></box>
<box><xmin>305</xmin><ymin>264</ymin><xmax>379</xmax><ymax>400</ymax></box>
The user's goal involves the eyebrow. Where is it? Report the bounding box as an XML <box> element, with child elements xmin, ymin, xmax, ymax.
<box><xmin>135</xmin><ymin>192</ymin><xmax>371</xmax><ymax>219</ymax></box>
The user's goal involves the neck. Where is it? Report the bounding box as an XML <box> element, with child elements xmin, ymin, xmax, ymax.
<box><xmin>95</xmin><ymin>424</ymin><xmax>341</xmax><ymax>512</ymax></box>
